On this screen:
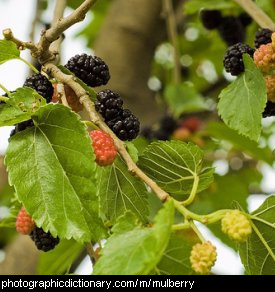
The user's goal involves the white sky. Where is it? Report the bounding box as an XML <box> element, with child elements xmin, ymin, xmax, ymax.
<box><xmin>0</xmin><ymin>0</ymin><xmax>274</xmax><ymax>275</ymax></box>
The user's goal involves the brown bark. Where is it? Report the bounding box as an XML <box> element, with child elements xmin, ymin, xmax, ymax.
<box><xmin>94</xmin><ymin>0</ymin><xmax>169</xmax><ymax>125</ymax></box>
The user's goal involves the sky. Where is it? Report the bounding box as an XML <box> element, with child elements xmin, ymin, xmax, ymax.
<box><xmin>0</xmin><ymin>0</ymin><xmax>273</xmax><ymax>275</ymax></box>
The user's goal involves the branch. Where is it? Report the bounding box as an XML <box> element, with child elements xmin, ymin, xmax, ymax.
<box><xmin>85</xmin><ymin>243</ymin><xmax>98</xmax><ymax>264</ymax></box>
<box><xmin>2</xmin><ymin>28</ymin><xmax>37</xmax><ymax>52</ymax></box>
<box><xmin>49</xmin><ymin>0</ymin><xmax>67</xmax><ymax>59</ymax></box>
<box><xmin>162</xmin><ymin>0</ymin><xmax>181</xmax><ymax>83</ymax></box>
<box><xmin>234</xmin><ymin>0</ymin><xmax>275</xmax><ymax>30</ymax></box>
<box><xmin>57</xmin><ymin>83</ymin><xmax>69</xmax><ymax>107</ymax></box>
<box><xmin>37</xmin><ymin>0</ymin><xmax>97</xmax><ymax>63</ymax></box>
<box><xmin>44</xmin><ymin>63</ymin><xmax>169</xmax><ymax>202</ymax></box>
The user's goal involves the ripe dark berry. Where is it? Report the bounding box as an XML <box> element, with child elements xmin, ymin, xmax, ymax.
<box><xmin>223</xmin><ymin>43</ymin><xmax>254</xmax><ymax>76</ymax></box>
<box><xmin>107</xmin><ymin>109</ymin><xmax>140</xmax><ymax>141</ymax></box>
<box><xmin>238</xmin><ymin>13</ymin><xmax>252</xmax><ymax>27</ymax></box>
<box><xmin>90</xmin><ymin>130</ymin><xmax>117</xmax><ymax>166</ymax></box>
<box><xmin>24</xmin><ymin>73</ymin><xmax>54</xmax><ymax>103</ymax></box>
<box><xmin>9</xmin><ymin>120</ymin><xmax>34</xmax><ymax>140</ymax></box>
<box><xmin>95</xmin><ymin>90</ymin><xmax>123</xmax><ymax>121</ymax></box>
<box><xmin>16</xmin><ymin>208</ymin><xmax>35</xmax><ymax>235</ymax></box>
<box><xmin>218</xmin><ymin>16</ymin><xmax>246</xmax><ymax>46</ymax></box>
<box><xmin>30</xmin><ymin>227</ymin><xmax>59</xmax><ymax>252</ymax></box>
<box><xmin>263</xmin><ymin>101</ymin><xmax>275</xmax><ymax>118</ymax></box>
<box><xmin>255</xmin><ymin>28</ymin><xmax>272</xmax><ymax>49</ymax></box>
<box><xmin>200</xmin><ymin>10</ymin><xmax>222</xmax><ymax>30</ymax></box>
<box><xmin>159</xmin><ymin>116</ymin><xmax>177</xmax><ymax>134</ymax></box>
<box><xmin>65</xmin><ymin>54</ymin><xmax>110</xmax><ymax>87</ymax></box>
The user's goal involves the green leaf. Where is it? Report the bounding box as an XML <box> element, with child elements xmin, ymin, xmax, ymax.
<box><xmin>184</xmin><ymin>0</ymin><xmax>236</xmax><ymax>14</ymax></box>
<box><xmin>98</xmin><ymin>156</ymin><xmax>149</xmax><ymax>223</ymax></box>
<box><xmin>5</xmin><ymin>104</ymin><xmax>105</xmax><ymax>242</ymax></box>
<box><xmin>238</xmin><ymin>196</ymin><xmax>275</xmax><ymax>275</ymax></box>
<box><xmin>164</xmin><ymin>83</ymin><xmax>208</xmax><ymax>117</ymax></box>
<box><xmin>111</xmin><ymin>211</ymin><xmax>141</xmax><ymax>235</ymax></box>
<box><xmin>125</xmin><ymin>141</ymin><xmax>139</xmax><ymax>163</ymax></box>
<box><xmin>138</xmin><ymin>141</ymin><xmax>213</xmax><ymax>196</ymax></box>
<box><xmin>218</xmin><ymin>55</ymin><xmax>267</xmax><ymax>141</ymax></box>
<box><xmin>157</xmin><ymin>230</ymin><xmax>200</xmax><ymax>275</ymax></box>
<box><xmin>0</xmin><ymin>40</ymin><xmax>20</xmax><ymax>64</ymax></box>
<box><xmin>37</xmin><ymin>240</ymin><xmax>83</xmax><ymax>275</ymax></box>
<box><xmin>58</xmin><ymin>65</ymin><xmax>97</xmax><ymax>102</ymax></box>
<box><xmin>0</xmin><ymin>88</ymin><xmax>46</xmax><ymax>127</ymax></box>
<box><xmin>93</xmin><ymin>200</ymin><xmax>174</xmax><ymax>275</ymax></box>
<box><xmin>207</xmin><ymin>122</ymin><xmax>274</xmax><ymax>165</ymax></box>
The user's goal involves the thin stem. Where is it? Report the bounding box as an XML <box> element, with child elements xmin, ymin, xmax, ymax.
<box><xmin>38</xmin><ymin>0</ymin><xmax>97</xmax><ymax>63</ymax></box>
<box><xmin>190</xmin><ymin>220</ymin><xmax>206</xmax><ymax>243</ymax></box>
<box><xmin>162</xmin><ymin>0</ymin><xmax>181</xmax><ymax>84</ymax></box>
<box><xmin>251</xmin><ymin>221</ymin><xmax>275</xmax><ymax>262</ymax></box>
<box><xmin>86</xmin><ymin>242</ymin><xmax>98</xmax><ymax>264</ymax></box>
<box><xmin>233</xmin><ymin>0</ymin><xmax>275</xmax><ymax>30</ymax></box>
<box><xmin>172</xmin><ymin>222</ymin><xmax>191</xmax><ymax>231</ymax></box>
<box><xmin>85</xmin><ymin>120</ymin><xmax>99</xmax><ymax>130</ymax></box>
<box><xmin>18</xmin><ymin>57</ymin><xmax>39</xmax><ymax>73</ymax></box>
<box><xmin>50</xmin><ymin>0</ymin><xmax>67</xmax><ymax>60</ymax></box>
<box><xmin>0</xmin><ymin>96</ymin><xmax>9</xmax><ymax>102</ymax></box>
<box><xmin>0</xmin><ymin>84</ymin><xmax>11</xmax><ymax>97</ymax></box>
<box><xmin>182</xmin><ymin>174</ymin><xmax>199</xmax><ymax>206</ymax></box>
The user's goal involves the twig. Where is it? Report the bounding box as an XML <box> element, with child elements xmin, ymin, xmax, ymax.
<box><xmin>2</xmin><ymin>29</ymin><xmax>37</xmax><ymax>52</ymax></box>
<box><xmin>86</xmin><ymin>243</ymin><xmax>98</xmax><ymax>264</ymax></box>
<box><xmin>29</xmin><ymin>0</ymin><xmax>43</xmax><ymax>43</ymax></box>
<box><xmin>234</xmin><ymin>0</ymin><xmax>275</xmax><ymax>30</ymax></box>
<box><xmin>37</xmin><ymin>0</ymin><xmax>97</xmax><ymax>63</ymax></box>
<box><xmin>50</xmin><ymin>0</ymin><xmax>67</xmax><ymax>60</ymax></box>
<box><xmin>162</xmin><ymin>0</ymin><xmax>181</xmax><ymax>84</ymax></box>
<box><xmin>44</xmin><ymin>63</ymin><xmax>169</xmax><ymax>202</ymax></box>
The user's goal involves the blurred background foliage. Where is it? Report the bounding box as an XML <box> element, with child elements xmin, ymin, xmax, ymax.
<box><xmin>0</xmin><ymin>0</ymin><xmax>274</xmax><ymax>275</ymax></box>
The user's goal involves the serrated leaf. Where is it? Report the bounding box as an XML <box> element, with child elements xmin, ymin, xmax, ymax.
<box><xmin>184</xmin><ymin>0</ymin><xmax>236</xmax><ymax>14</ymax></box>
<box><xmin>138</xmin><ymin>141</ymin><xmax>213</xmax><ymax>196</ymax></box>
<box><xmin>98</xmin><ymin>156</ymin><xmax>149</xmax><ymax>223</ymax></box>
<box><xmin>0</xmin><ymin>88</ymin><xmax>46</xmax><ymax>127</ymax></box>
<box><xmin>93</xmin><ymin>200</ymin><xmax>174</xmax><ymax>275</ymax></box>
<box><xmin>238</xmin><ymin>196</ymin><xmax>275</xmax><ymax>275</ymax></box>
<box><xmin>218</xmin><ymin>55</ymin><xmax>267</xmax><ymax>141</ymax></box>
<box><xmin>207</xmin><ymin>122</ymin><xmax>274</xmax><ymax>165</ymax></box>
<box><xmin>37</xmin><ymin>240</ymin><xmax>83</xmax><ymax>275</ymax></box>
<box><xmin>5</xmin><ymin>104</ymin><xmax>105</xmax><ymax>242</ymax></box>
<box><xmin>156</xmin><ymin>230</ymin><xmax>200</xmax><ymax>275</ymax></box>
<box><xmin>164</xmin><ymin>83</ymin><xmax>208</xmax><ymax>117</ymax></box>
<box><xmin>0</xmin><ymin>40</ymin><xmax>20</xmax><ymax>64</ymax></box>
<box><xmin>58</xmin><ymin>65</ymin><xmax>97</xmax><ymax>102</ymax></box>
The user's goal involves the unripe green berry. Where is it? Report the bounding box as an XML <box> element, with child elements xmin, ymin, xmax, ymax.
<box><xmin>190</xmin><ymin>241</ymin><xmax>217</xmax><ymax>274</ymax></box>
<box><xmin>221</xmin><ymin>210</ymin><xmax>252</xmax><ymax>242</ymax></box>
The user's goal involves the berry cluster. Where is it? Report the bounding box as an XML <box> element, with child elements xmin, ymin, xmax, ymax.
<box><xmin>221</xmin><ymin>210</ymin><xmax>252</xmax><ymax>242</ymax></box>
<box><xmin>16</xmin><ymin>208</ymin><xmax>59</xmax><ymax>252</ymax></box>
<box><xmin>200</xmin><ymin>10</ymin><xmax>251</xmax><ymax>46</ymax></box>
<box><xmin>16</xmin><ymin>208</ymin><xmax>35</xmax><ymax>235</ymax></box>
<box><xmin>66</xmin><ymin>54</ymin><xmax>140</xmax><ymax>141</ymax></box>
<box><xmin>30</xmin><ymin>227</ymin><xmax>60</xmax><ymax>252</ymax></box>
<box><xmin>65</xmin><ymin>54</ymin><xmax>110</xmax><ymax>87</ymax></box>
<box><xmin>190</xmin><ymin>241</ymin><xmax>217</xmax><ymax>274</ymax></box>
<box><xmin>90</xmin><ymin>130</ymin><xmax>117</xmax><ymax>166</ymax></box>
<box><xmin>95</xmin><ymin>90</ymin><xmax>140</xmax><ymax>141</ymax></box>
<box><xmin>223</xmin><ymin>43</ymin><xmax>254</xmax><ymax>76</ymax></box>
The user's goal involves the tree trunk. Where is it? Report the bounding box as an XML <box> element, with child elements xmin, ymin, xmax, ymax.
<box><xmin>94</xmin><ymin>0</ymin><xmax>168</xmax><ymax>125</ymax></box>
